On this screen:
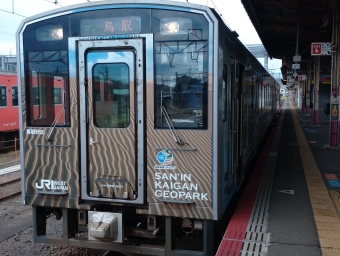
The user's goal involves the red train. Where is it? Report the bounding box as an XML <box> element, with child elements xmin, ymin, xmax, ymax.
<box><xmin>0</xmin><ymin>71</ymin><xmax>19</xmax><ymax>151</ymax></box>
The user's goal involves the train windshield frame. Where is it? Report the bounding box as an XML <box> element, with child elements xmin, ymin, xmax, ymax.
<box><xmin>22</xmin><ymin>7</ymin><xmax>209</xmax><ymax>129</ymax></box>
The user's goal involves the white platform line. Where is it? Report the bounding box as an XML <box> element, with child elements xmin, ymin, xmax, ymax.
<box><xmin>0</xmin><ymin>164</ymin><xmax>21</xmax><ymax>176</ymax></box>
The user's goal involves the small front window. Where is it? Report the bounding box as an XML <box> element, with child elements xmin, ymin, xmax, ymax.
<box><xmin>0</xmin><ymin>86</ymin><xmax>7</xmax><ymax>107</ymax></box>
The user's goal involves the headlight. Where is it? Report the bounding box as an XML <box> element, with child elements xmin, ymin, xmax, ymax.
<box><xmin>36</xmin><ymin>25</ymin><xmax>63</xmax><ymax>41</ymax></box>
<box><xmin>164</xmin><ymin>22</ymin><xmax>179</xmax><ymax>33</ymax></box>
<box><xmin>160</xmin><ymin>18</ymin><xmax>192</xmax><ymax>35</ymax></box>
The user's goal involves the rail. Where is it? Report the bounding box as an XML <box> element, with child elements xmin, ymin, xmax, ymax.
<box><xmin>0</xmin><ymin>164</ymin><xmax>21</xmax><ymax>201</ymax></box>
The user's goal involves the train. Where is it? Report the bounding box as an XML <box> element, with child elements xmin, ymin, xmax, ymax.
<box><xmin>0</xmin><ymin>71</ymin><xmax>19</xmax><ymax>151</ymax></box>
<box><xmin>16</xmin><ymin>0</ymin><xmax>281</xmax><ymax>255</ymax></box>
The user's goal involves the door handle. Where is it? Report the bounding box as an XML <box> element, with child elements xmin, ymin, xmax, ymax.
<box><xmin>90</xmin><ymin>138</ymin><xmax>98</xmax><ymax>145</ymax></box>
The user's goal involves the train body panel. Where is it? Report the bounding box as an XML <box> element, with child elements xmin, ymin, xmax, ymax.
<box><xmin>17</xmin><ymin>0</ymin><xmax>280</xmax><ymax>254</ymax></box>
<box><xmin>0</xmin><ymin>72</ymin><xmax>19</xmax><ymax>131</ymax></box>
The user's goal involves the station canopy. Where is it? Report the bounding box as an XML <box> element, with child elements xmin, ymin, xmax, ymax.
<box><xmin>241</xmin><ymin>0</ymin><xmax>334</xmax><ymax>65</ymax></box>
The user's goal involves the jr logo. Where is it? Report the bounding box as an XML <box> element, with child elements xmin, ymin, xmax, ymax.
<box><xmin>35</xmin><ymin>179</ymin><xmax>68</xmax><ymax>190</ymax></box>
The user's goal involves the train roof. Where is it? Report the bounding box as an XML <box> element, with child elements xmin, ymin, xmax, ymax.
<box><xmin>16</xmin><ymin>0</ymin><xmax>212</xmax><ymax>27</ymax></box>
<box><xmin>0</xmin><ymin>70</ymin><xmax>17</xmax><ymax>76</ymax></box>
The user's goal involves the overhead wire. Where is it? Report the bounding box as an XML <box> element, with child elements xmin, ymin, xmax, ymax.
<box><xmin>209</xmin><ymin>0</ymin><xmax>232</xmax><ymax>30</ymax></box>
<box><xmin>0</xmin><ymin>0</ymin><xmax>63</xmax><ymax>18</ymax></box>
<box><xmin>0</xmin><ymin>8</ymin><xmax>25</xmax><ymax>17</ymax></box>
<box><xmin>44</xmin><ymin>0</ymin><xmax>63</xmax><ymax>7</ymax></box>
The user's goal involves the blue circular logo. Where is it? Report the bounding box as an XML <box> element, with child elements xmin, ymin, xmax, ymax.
<box><xmin>156</xmin><ymin>150</ymin><xmax>173</xmax><ymax>165</ymax></box>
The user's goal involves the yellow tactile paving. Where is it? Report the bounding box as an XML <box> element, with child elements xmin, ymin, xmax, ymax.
<box><xmin>308</xmin><ymin>176</ymin><xmax>327</xmax><ymax>181</ymax></box>
<box><xmin>319</xmin><ymin>238</ymin><xmax>340</xmax><ymax>249</ymax></box>
<box><xmin>306</xmin><ymin>181</ymin><xmax>327</xmax><ymax>186</ymax></box>
<box><xmin>307</xmin><ymin>185</ymin><xmax>331</xmax><ymax>192</ymax></box>
<box><xmin>332</xmin><ymin>200</ymin><xmax>340</xmax><ymax>213</ymax></box>
<box><xmin>322</xmin><ymin>248</ymin><xmax>340</xmax><ymax>256</ymax></box>
<box><xmin>290</xmin><ymin>101</ymin><xmax>340</xmax><ymax>253</ymax></box>
<box><xmin>313</xmin><ymin>215</ymin><xmax>340</xmax><ymax>223</ymax></box>
<box><xmin>307</xmin><ymin>185</ymin><xmax>328</xmax><ymax>191</ymax></box>
<box><xmin>313</xmin><ymin>209</ymin><xmax>339</xmax><ymax>217</ymax></box>
<box><xmin>309</xmin><ymin>192</ymin><xmax>335</xmax><ymax>201</ymax></box>
<box><xmin>315</xmin><ymin>221</ymin><xmax>340</xmax><ymax>231</ymax></box>
<box><xmin>310</xmin><ymin>204</ymin><xmax>335</xmax><ymax>211</ymax></box>
<box><xmin>312</xmin><ymin>203</ymin><xmax>338</xmax><ymax>211</ymax></box>
<box><xmin>307</xmin><ymin>177</ymin><xmax>324</xmax><ymax>181</ymax></box>
<box><xmin>308</xmin><ymin>181</ymin><xmax>328</xmax><ymax>186</ymax></box>
<box><xmin>308</xmin><ymin>179</ymin><xmax>328</xmax><ymax>183</ymax></box>
<box><xmin>318</xmin><ymin>229</ymin><xmax>340</xmax><ymax>239</ymax></box>
<box><xmin>310</xmin><ymin>198</ymin><xmax>335</xmax><ymax>205</ymax></box>
<box><xmin>305</xmin><ymin>173</ymin><xmax>324</xmax><ymax>177</ymax></box>
<box><xmin>303</xmin><ymin>165</ymin><xmax>321</xmax><ymax>171</ymax></box>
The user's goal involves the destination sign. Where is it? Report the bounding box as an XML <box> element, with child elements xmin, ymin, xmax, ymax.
<box><xmin>81</xmin><ymin>16</ymin><xmax>141</xmax><ymax>36</ymax></box>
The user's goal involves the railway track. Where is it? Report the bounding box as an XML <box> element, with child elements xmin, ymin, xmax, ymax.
<box><xmin>0</xmin><ymin>160</ymin><xmax>115</xmax><ymax>255</ymax></box>
<box><xmin>0</xmin><ymin>166</ymin><xmax>21</xmax><ymax>201</ymax></box>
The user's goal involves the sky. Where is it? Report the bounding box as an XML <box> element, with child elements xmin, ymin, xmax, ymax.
<box><xmin>0</xmin><ymin>0</ymin><xmax>281</xmax><ymax>74</ymax></box>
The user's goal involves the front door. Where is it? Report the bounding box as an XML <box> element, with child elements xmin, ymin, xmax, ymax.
<box><xmin>78</xmin><ymin>39</ymin><xmax>144</xmax><ymax>204</ymax></box>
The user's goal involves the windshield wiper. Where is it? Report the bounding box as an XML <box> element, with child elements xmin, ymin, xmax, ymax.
<box><xmin>45</xmin><ymin>107</ymin><xmax>64</xmax><ymax>142</ymax></box>
<box><xmin>160</xmin><ymin>106</ymin><xmax>187</xmax><ymax>146</ymax></box>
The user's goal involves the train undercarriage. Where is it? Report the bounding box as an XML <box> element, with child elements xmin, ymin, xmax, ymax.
<box><xmin>33</xmin><ymin>205</ymin><xmax>220</xmax><ymax>256</ymax></box>
<box><xmin>0</xmin><ymin>130</ymin><xmax>19</xmax><ymax>152</ymax></box>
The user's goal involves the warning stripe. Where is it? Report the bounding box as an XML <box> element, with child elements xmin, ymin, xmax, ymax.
<box><xmin>216</xmin><ymin>110</ymin><xmax>281</xmax><ymax>256</ymax></box>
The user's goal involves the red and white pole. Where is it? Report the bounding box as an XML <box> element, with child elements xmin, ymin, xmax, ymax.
<box><xmin>329</xmin><ymin>9</ymin><xmax>339</xmax><ymax>146</ymax></box>
<box><xmin>313</xmin><ymin>57</ymin><xmax>320</xmax><ymax>125</ymax></box>
<box><xmin>306</xmin><ymin>80</ymin><xmax>310</xmax><ymax>116</ymax></box>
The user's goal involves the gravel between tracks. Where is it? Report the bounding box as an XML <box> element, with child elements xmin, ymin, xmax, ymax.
<box><xmin>0</xmin><ymin>152</ymin><xmax>105</xmax><ymax>256</ymax></box>
<box><xmin>0</xmin><ymin>151</ymin><xmax>20</xmax><ymax>168</ymax></box>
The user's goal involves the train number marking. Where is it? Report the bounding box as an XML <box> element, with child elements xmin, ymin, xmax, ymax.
<box><xmin>3</xmin><ymin>122</ymin><xmax>17</xmax><ymax>127</ymax></box>
<box><xmin>26</xmin><ymin>128</ymin><xmax>44</xmax><ymax>135</ymax></box>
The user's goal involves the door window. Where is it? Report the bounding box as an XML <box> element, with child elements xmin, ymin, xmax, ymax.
<box><xmin>89</xmin><ymin>53</ymin><xmax>131</xmax><ymax>128</ymax></box>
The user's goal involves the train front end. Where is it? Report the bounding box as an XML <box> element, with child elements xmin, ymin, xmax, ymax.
<box><xmin>16</xmin><ymin>1</ymin><xmax>228</xmax><ymax>254</ymax></box>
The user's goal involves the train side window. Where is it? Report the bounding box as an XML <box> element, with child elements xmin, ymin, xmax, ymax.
<box><xmin>230</xmin><ymin>57</ymin><xmax>235</xmax><ymax>133</ymax></box>
<box><xmin>256</xmin><ymin>80</ymin><xmax>259</xmax><ymax>112</ymax></box>
<box><xmin>222</xmin><ymin>64</ymin><xmax>228</xmax><ymax>122</ymax></box>
<box><xmin>0</xmin><ymin>86</ymin><xmax>7</xmax><ymax>107</ymax></box>
<box><xmin>12</xmin><ymin>86</ymin><xmax>18</xmax><ymax>107</ymax></box>
<box><xmin>260</xmin><ymin>82</ymin><xmax>263</xmax><ymax>111</ymax></box>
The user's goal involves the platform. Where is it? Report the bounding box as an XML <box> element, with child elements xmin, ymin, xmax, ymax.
<box><xmin>217</xmin><ymin>100</ymin><xmax>340</xmax><ymax>256</ymax></box>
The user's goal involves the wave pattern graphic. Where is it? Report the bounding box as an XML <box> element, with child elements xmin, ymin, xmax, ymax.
<box><xmin>24</xmin><ymin>78</ymin><xmax>80</xmax><ymax>208</ymax></box>
<box><xmin>87</xmin><ymin>79</ymin><xmax>136</xmax><ymax>199</ymax></box>
<box><xmin>143</xmin><ymin>82</ymin><xmax>214</xmax><ymax>219</ymax></box>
